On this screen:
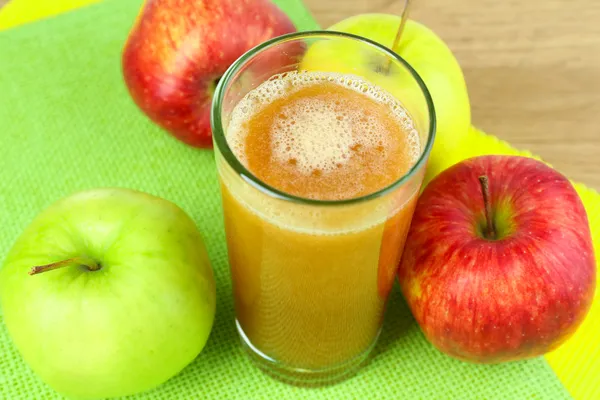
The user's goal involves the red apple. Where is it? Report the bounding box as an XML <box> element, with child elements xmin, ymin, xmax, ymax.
<box><xmin>398</xmin><ymin>155</ymin><xmax>596</xmax><ymax>363</ymax></box>
<box><xmin>122</xmin><ymin>0</ymin><xmax>296</xmax><ymax>148</ymax></box>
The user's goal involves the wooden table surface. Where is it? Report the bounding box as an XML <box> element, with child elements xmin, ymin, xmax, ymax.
<box><xmin>305</xmin><ymin>0</ymin><xmax>600</xmax><ymax>190</ymax></box>
<box><xmin>1</xmin><ymin>0</ymin><xmax>598</xmax><ymax>189</ymax></box>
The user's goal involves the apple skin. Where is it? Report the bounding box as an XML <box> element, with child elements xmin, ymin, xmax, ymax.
<box><xmin>398</xmin><ymin>155</ymin><xmax>596</xmax><ymax>363</ymax></box>
<box><xmin>0</xmin><ymin>188</ymin><xmax>216</xmax><ymax>399</ymax></box>
<box><xmin>300</xmin><ymin>14</ymin><xmax>472</xmax><ymax>185</ymax></box>
<box><xmin>122</xmin><ymin>0</ymin><xmax>296</xmax><ymax>148</ymax></box>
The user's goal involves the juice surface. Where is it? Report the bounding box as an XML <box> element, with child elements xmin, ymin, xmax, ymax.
<box><xmin>220</xmin><ymin>71</ymin><xmax>420</xmax><ymax>369</ymax></box>
<box><xmin>227</xmin><ymin>71</ymin><xmax>419</xmax><ymax>201</ymax></box>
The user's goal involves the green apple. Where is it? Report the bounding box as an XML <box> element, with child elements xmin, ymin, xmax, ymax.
<box><xmin>300</xmin><ymin>14</ymin><xmax>472</xmax><ymax>184</ymax></box>
<box><xmin>0</xmin><ymin>188</ymin><xmax>216</xmax><ymax>399</ymax></box>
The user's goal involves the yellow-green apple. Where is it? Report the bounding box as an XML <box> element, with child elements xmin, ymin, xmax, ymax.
<box><xmin>122</xmin><ymin>0</ymin><xmax>296</xmax><ymax>148</ymax></box>
<box><xmin>398</xmin><ymin>155</ymin><xmax>596</xmax><ymax>363</ymax></box>
<box><xmin>0</xmin><ymin>188</ymin><xmax>216</xmax><ymax>399</ymax></box>
<box><xmin>299</xmin><ymin>14</ymin><xmax>472</xmax><ymax>184</ymax></box>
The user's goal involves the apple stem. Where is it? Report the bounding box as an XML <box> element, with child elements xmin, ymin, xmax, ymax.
<box><xmin>392</xmin><ymin>0</ymin><xmax>411</xmax><ymax>51</ymax></box>
<box><xmin>478</xmin><ymin>175</ymin><xmax>496</xmax><ymax>239</ymax></box>
<box><xmin>383</xmin><ymin>0</ymin><xmax>412</xmax><ymax>73</ymax></box>
<box><xmin>29</xmin><ymin>256</ymin><xmax>100</xmax><ymax>276</ymax></box>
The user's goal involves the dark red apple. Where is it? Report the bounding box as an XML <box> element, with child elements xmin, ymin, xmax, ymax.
<box><xmin>398</xmin><ymin>155</ymin><xmax>596</xmax><ymax>363</ymax></box>
<box><xmin>122</xmin><ymin>0</ymin><xmax>296</xmax><ymax>148</ymax></box>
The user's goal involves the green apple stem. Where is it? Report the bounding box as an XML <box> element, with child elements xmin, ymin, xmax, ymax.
<box><xmin>383</xmin><ymin>0</ymin><xmax>411</xmax><ymax>73</ymax></box>
<box><xmin>29</xmin><ymin>256</ymin><xmax>100</xmax><ymax>276</ymax></box>
<box><xmin>478</xmin><ymin>175</ymin><xmax>496</xmax><ymax>239</ymax></box>
<box><xmin>391</xmin><ymin>0</ymin><xmax>411</xmax><ymax>51</ymax></box>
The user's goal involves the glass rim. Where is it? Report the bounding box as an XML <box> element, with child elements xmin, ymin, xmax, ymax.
<box><xmin>211</xmin><ymin>30</ymin><xmax>436</xmax><ymax>207</ymax></box>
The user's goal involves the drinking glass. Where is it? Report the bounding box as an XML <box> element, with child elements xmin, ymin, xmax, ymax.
<box><xmin>211</xmin><ymin>31</ymin><xmax>435</xmax><ymax>385</ymax></box>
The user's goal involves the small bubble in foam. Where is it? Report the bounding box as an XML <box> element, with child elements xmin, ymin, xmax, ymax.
<box><xmin>308</xmin><ymin>209</ymin><xmax>322</xmax><ymax>218</ymax></box>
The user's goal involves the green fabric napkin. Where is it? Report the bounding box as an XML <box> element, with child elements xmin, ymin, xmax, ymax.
<box><xmin>0</xmin><ymin>0</ymin><xmax>570</xmax><ymax>398</ymax></box>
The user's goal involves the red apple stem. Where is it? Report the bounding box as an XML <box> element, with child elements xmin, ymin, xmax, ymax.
<box><xmin>478</xmin><ymin>175</ymin><xmax>496</xmax><ymax>239</ymax></box>
<box><xmin>29</xmin><ymin>256</ymin><xmax>100</xmax><ymax>276</ymax></box>
<box><xmin>383</xmin><ymin>0</ymin><xmax>411</xmax><ymax>73</ymax></box>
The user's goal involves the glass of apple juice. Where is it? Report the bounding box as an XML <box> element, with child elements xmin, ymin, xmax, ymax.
<box><xmin>210</xmin><ymin>31</ymin><xmax>435</xmax><ymax>385</ymax></box>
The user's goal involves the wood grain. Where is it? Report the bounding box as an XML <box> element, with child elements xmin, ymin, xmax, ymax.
<box><xmin>304</xmin><ymin>0</ymin><xmax>600</xmax><ymax>189</ymax></box>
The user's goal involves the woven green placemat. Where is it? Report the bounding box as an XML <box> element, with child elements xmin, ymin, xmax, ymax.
<box><xmin>0</xmin><ymin>0</ymin><xmax>570</xmax><ymax>398</ymax></box>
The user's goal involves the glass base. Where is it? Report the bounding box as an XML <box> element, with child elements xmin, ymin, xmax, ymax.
<box><xmin>236</xmin><ymin>320</ymin><xmax>379</xmax><ymax>386</ymax></box>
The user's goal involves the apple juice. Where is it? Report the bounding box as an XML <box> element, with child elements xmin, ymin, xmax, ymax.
<box><xmin>217</xmin><ymin>71</ymin><xmax>421</xmax><ymax>373</ymax></box>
